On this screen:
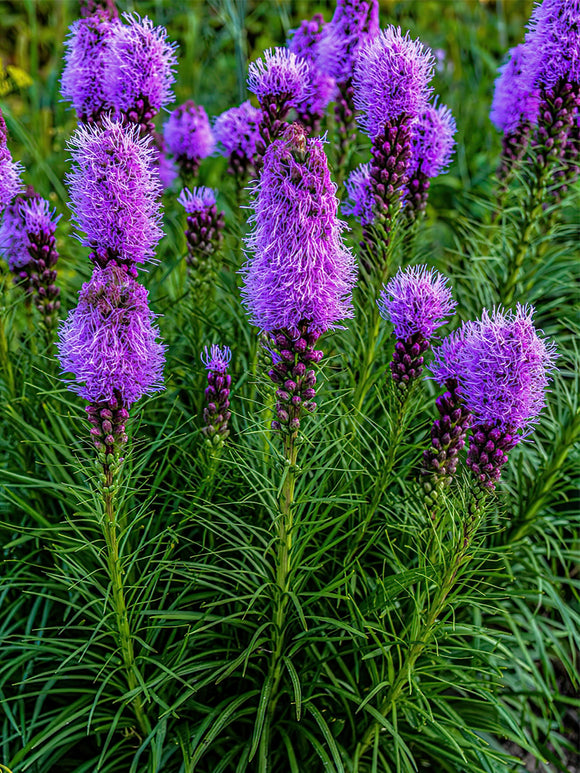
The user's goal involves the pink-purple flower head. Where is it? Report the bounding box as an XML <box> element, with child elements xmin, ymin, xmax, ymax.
<box><xmin>408</xmin><ymin>102</ymin><xmax>457</xmax><ymax>178</ymax></box>
<box><xmin>213</xmin><ymin>101</ymin><xmax>261</xmax><ymax>160</ymax></box>
<box><xmin>57</xmin><ymin>264</ymin><xmax>165</xmax><ymax>407</ymax></box>
<box><xmin>66</xmin><ymin>117</ymin><xmax>163</xmax><ymax>267</ymax></box>
<box><xmin>524</xmin><ymin>0</ymin><xmax>580</xmax><ymax>91</ymax></box>
<box><xmin>353</xmin><ymin>26</ymin><xmax>435</xmax><ymax>139</ymax></box>
<box><xmin>377</xmin><ymin>265</ymin><xmax>457</xmax><ymax>341</ymax></box>
<box><xmin>343</xmin><ymin>163</ymin><xmax>375</xmax><ymax>225</ymax></box>
<box><xmin>105</xmin><ymin>13</ymin><xmax>178</xmax><ymax>116</ymax></box>
<box><xmin>490</xmin><ymin>44</ymin><xmax>540</xmax><ymax>134</ymax></box>
<box><xmin>288</xmin><ymin>14</ymin><xmax>336</xmax><ymax>118</ymax></box>
<box><xmin>201</xmin><ymin>344</ymin><xmax>231</xmax><ymax>373</ymax></box>
<box><xmin>317</xmin><ymin>0</ymin><xmax>379</xmax><ymax>84</ymax></box>
<box><xmin>164</xmin><ymin>101</ymin><xmax>215</xmax><ymax>163</ymax></box>
<box><xmin>241</xmin><ymin>125</ymin><xmax>357</xmax><ymax>334</ymax></box>
<box><xmin>430</xmin><ymin>326</ymin><xmax>469</xmax><ymax>387</ymax></box>
<box><xmin>20</xmin><ymin>196</ymin><xmax>61</xmax><ymax>241</ymax></box>
<box><xmin>178</xmin><ymin>186</ymin><xmax>217</xmax><ymax>213</ymax></box>
<box><xmin>456</xmin><ymin>305</ymin><xmax>557</xmax><ymax>435</ymax></box>
<box><xmin>0</xmin><ymin>202</ymin><xmax>30</xmax><ymax>271</ymax></box>
<box><xmin>0</xmin><ymin>110</ymin><xmax>24</xmax><ymax>212</ymax></box>
<box><xmin>247</xmin><ymin>48</ymin><xmax>309</xmax><ymax>109</ymax></box>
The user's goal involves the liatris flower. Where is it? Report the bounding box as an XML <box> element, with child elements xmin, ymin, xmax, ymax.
<box><xmin>0</xmin><ymin>196</ymin><xmax>35</xmax><ymax>295</ymax></box>
<box><xmin>66</xmin><ymin>117</ymin><xmax>163</xmax><ymax>272</ymax></box>
<box><xmin>458</xmin><ymin>305</ymin><xmax>557</xmax><ymax>490</ymax></box>
<box><xmin>57</xmin><ymin>264</ymin><xmax>165</xmax><ymax>466</ymax></box>
<box><xmin>61</xmin><ymin>14</ymin><xmax>116</xmax><ymax>125</ymax></box>
<box><xmin>201</xmin><ymin>345</ymin><xmax>232</xmax><ymax>448</ymax></box>
<box><xmin>153</xmin><ymin>133</ymin><xmax>179</xmax><ymax>190</ymax></box>
<box><xmin>80</xmin><ymin>0</ymin><xmax>118</xmax><ymax>19</ymax></box>
<box><xmin>421</xmin><ymin>329</ymin><xmax>471</xmax><ymax>503</ymax></box>
<box><xmin>213</xmin><ymin>101</ymin><xmax>261</xmax><ymax>181</ymax></box>
<box><xmin>523</xmin><ymin>0</ymin><xmax>580</xmax><ymax>171</ymax></box>
<box><xmin>164</xmin><ymin>101</ymin><xmax>214</xmax><ymax>180</ymax></box>
<box><xmin>247</xmin><ymin>48</ymin><xmax>309</xmax><ymax>164</ymax></box>
<box><xmin>178</xmin><ymin>187</ymin><xmax>225</xmax><ymax>287</ymax></box>
<box><xmin>377</xmin><ymin>265</ymin><xmax>456</xmax><ymax>394</ymax></box>
<box><xmin>343</xmin><ymin>163</ymin><xmax>374</xmax><ymax>226</ymax></box>
<box><xmin>404</xmin><ymin>102</ymin><xmax>457</xmax><ymax>220</ymax></box>
<box><xmin>105</xmin><ymin>13</ymin><xmax>178</xmax><ymax>137</ymax></box>
<box><xmin>353</xmin><ymin>27</ymin><xmax>434</xmax><ymax>243</ymax></box>
<box><xmin>241</xmin><ymin>124</ymin><xmax>356</xmax><ymax>433</ymax></box>
<box><xmin>317</xmin><ymin>0</ymin><xmax>379</xmax><ymax>174</ymax></box>
<box><xmin>0</xmin><ymin>109</ymin><xmax>24</xmax><ymax>212</ymax></box>
<box><xmin>19</xmin><ymin>197</ymin><xmax>61</xmax><ymax>332</ymax></box>
<box><xmin>490</xmin><ymin>44</ymin><xmax>540</xmax><ymax>181</ymax></box>
<box><xmin>288</xmin><ymin>14</ymin><xmax>335</xmax><ymax>135</ymax></box>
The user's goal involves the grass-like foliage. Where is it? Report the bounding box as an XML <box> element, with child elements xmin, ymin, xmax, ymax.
<box><xmin>0</xmin><ymin>1</ymin><xmax>579</xmax><ymax>772</ymax></box>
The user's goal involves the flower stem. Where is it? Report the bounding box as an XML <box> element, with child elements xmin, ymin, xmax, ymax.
<box><xmin>100</xmin><ymin>470</ymin><xmax>150</xmax><ymax>738</ymax></box>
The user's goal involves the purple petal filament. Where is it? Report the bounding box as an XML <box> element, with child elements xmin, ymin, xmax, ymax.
<box><xmin>408</xmin><ymin>102</ymin><xmax>457</xmax><ymax>179</ymax></box>
<box><xmin>164</xmin><ymin>101</ymin><xmax>214</xmax><ymax>177</ymax></box>
<box><xmin>247</xmin><ymin>48</ymin><xmax>309</xmax><ymax>110</ymax></box>
<box><xmin>57</xmin><ymin>264</ymin><xmax>165</xmax><ymax>408</ymax></box>
<box><xmin>0</xmin><ymin>109</ymin><xmax>24</xmax><ymax>212</ymax></box>
<box><xmin>202</xmin><ymin>345</ymin><xmax>232</xmax><ymax>445</ymax></box>
<box><xmin>343</xmin><ymin>163</ymin><xmax>375</xmax><ymax>226</ymax></box>
<box><xmin>317</xmin><ymin>0</ymin><xmax>379</xmax><ymax>85</ymax></box>
<box><xmin>490</xmin><ymin>44</ymin><xmax>540</xmax><ymax>136</ymax></box>
<box><xmin>66</xmin><ymin>117</ymin><xmax>163</xmax><ymax>269</ymax></box>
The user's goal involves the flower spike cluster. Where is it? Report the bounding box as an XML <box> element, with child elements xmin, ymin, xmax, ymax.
<box><xmin>378</xmin><ymin>265</ymin><xmax>456</xmax><ymax>394</ymax></box>
<box><xmin>201</xmin><ymin>345</ymin><xmax>232</xmax><ymax>448</ymax></box>
<box><xmin>66</xmin><ymin>117</ymin><xmax>163</xmax><ymax>272</ymax></box>
<box><xmin>213</xmin><ymin>101</ymin><xmax>261</xmax><ymax>181</ymax></box>
<box><xmin>178</xmin><ymin>187</ymin><xmax>225</xmax><ymax>289</ymax></box>
<box><xmin>164</xmin><ymin>101</ymin><xmax>214</xmax><ymax>180</ymax></box>
<box><xmin>242</xmin><ymin>124</ymin><xmax>356</xmax><ymax>435</ymax></box>
<box><xmin>0</xmin><ymin>109</ymin><xmax>24</xmax><ymax>212</ymax></box>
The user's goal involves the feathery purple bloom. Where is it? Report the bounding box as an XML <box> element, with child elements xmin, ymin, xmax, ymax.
<box><xmin>317</xmin><ymin>0</ymin><xmax>379</xmax><ymax>84</ymax></box>
<box><xmin>288</xmin><ymin>15</ymin><xmax>335</xmax><ymax>131</ymax></box>
<box><xmin>61</xmin><ymin>15</ymin><xmax>116</xmax><ymax>124</ymax></box>
<box><xmin>202</xmin><ymin>344</ymin><xmax>231</xmax><ymax>373</ymax></box>
<box><xmin>247</xmin><ymin>48</ymin><xmax>309</xmax><ymax>109</ymax></box>
<box><xmin>105</xmin><ymin>13</ymin><xmax>177</xmax><ymax>131</ymax></box>
<box><xmin>178</xmin><ymin>186</ymin><xmax>217</xmax><ymax>212</ymax></box>
<box><xmin>353</xmin><ymin>26</ymin><xmax>434</xmax><ymax>140</ymax></box>
<box><xmin>490</xmin><ymin>44</ymin><xmax>540</xmax><ymax>135</ymax></box>
<box><xmin>213</xmin><ymin>101</ymin><xmax>261</xmax><ymax>161</ymax></box>
<box><xmin>343</xmin><ymin>163</ymin><xmax>375</xmax><ymax>225</ymax></box>
<box><xmin>430</xmin><ymin>327</ymin><xmax>468</xmax><ymax>388</ymax></box>
<box><xmin>524</xmin><ymin>0</ymin><xmax>580</xmax><ymax>91</ymax></box>
<box><xmin>66</xmin><ymin>117</ymin><xmax>163</xmax><ymax>269</ymax></box>
<box><xmin>408</xmin><ymin>102</ymin><xmax>457</xmax><ymax>179</ymax></box>
<box><xmin>241</xmin><ymin>125</ymin><xmax>356</xmax><ymax>334</ymax></box>
<box><xmin>201</xmin><ymin>345</ymin><xmax>232</xmax><ymax>445</ymax></box>
<box><xmin>57</xmin><ymin>264</ymin><xmax>165</xmax><ymax>407</ymax></box>
<box><xmin>0</xmin><ymin>201</ymin><xmax>30</xmax><ymax>272</ymax></box>
<box><xmin>164</xmin><ymin>101</ymin><xmax>214</xmax><ymax>177</ymax></box>
<box><xmin>0</xmin><ymin>110</ymin><xmax>24</xmax><ymax>212</ymax></box>
<box><xmin>378</xmin><ymin>266</ymin><xmax>456</xmax><ymax>341</ymax></box>
<box><xmin>179</xmin><ymin>187</ymin><xmax>225</xmax><ymax>282</ymax></box>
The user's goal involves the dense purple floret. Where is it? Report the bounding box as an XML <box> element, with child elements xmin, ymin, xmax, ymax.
<box><xmin>164</xmin><ymin>101</ymin><xmax>215</xmax><ymax>164</ymax></box>
<box><xmin>202</xmin><ymin>344</ymin><xmax>232</xmax><ymax>373</ymax></box>
<box><xmin>430</xmin><ymin>326</ymin><xmax>470</xmax><ymax>387</ymax></box>
<box><xmin>80</xmin><ymin>0</ymin><xmax>118</xmax><ymax>19</ymax></box>
<box><xmin>524</xmin><ymin>0</ymin><xmax>580</xmax><ymax>90</ymax></box>
<box><xmin>178</xmin><ymin>186</ymin><xmax>217</xmax><ymax>213</ymax></box>
<box><xmin>317</xmin><ymin>0</ymin><xmax>379</xmax><ymax>84</ymax></box>
<box><xmin>247</xmin><ymin>48</ymin><xmax>309</xmax><ymax>108</ymax></box>
<box><xmin>377</xmin><ymin>265</ymin><xmax>456</xmax><ymax>341</ymax></box>
<box><xmin>490</xmin><ymin>44</ymin><xmax>540</xmax><ymax>134</ymax></box>
<box><xmin>457</xmin><ymin>305</ymin><xmax>557</xmax><ymax>434</ymax></box>
<box><xmin>66</xmin><ymin>117</ymin><xmax>163</xmax><ymax>267</ymax></box>
<box><xmin>61</xmin><ymin>15</ymin><xmax>116</xmax><ymax>123</ymax></box>
<box><xmin>0</xmin><ymin>201</ymin><xmax>30</xmax><ymax>270</ymax></box>
<box><xmin>20</xmin><ymin>197</ymin><xmax>61</xmax><ymax>241</ymax></box>
<box><xmin>288</xmin><ymin>14</ymin><xmax>336</xmax><ymax>123</ymax></box>
<box><xmin>353</xmin><ymin>26</ymin><xmax>434</xmax><ymax>139</ymax></box>
<box><xmin>213</xmin><ymin>101</ymin><xmax>261</xmax><ymax>160</ymax></box>
<box><xmin>57</xmin><ymin>265</ymin><xmax>165</xmax><ymax>407</ymax></box>
<box><xmin>408</xmin><ymin>102</ymin><xmax>457</xmax><ymax>178</ymax></box>
<box><xmin>343</xmin><ymin>163</ymin><xmax>375</xmax><ymax>225</ymax></box>
<box><xmin>241</xmin><ymin>125</ymin><xmax>357</xmax><ymax>333</ymax></box>
<box><xmin>105</xmin><ymin>13</ymin><xmax>177</xmax><ymax>116</ymax></box>
<box><xmin>0</xmin><ymin>110</ymin><xmax>24</xmax><ymax>211</ymax></box>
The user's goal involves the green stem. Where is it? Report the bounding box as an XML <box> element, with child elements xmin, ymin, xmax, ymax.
<box><xmin>0</xmin><ymin>310</ymin><xmax>14</xmax><ymax>397</ymax></box>
<box><xmin>101</xmin><ymin>471</ymin><xmax>150</xmax><ymax>738</ymax></box>
<box><xmin>353</xmin><ymin>499</ymin><xmax>484</xmax><ymax>767</ymax></box>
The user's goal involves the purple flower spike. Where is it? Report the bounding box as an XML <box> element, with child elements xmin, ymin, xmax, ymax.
<box><xmin>178</xmin><ymin>187</ymin><xmax>225</xmax><ymax>285</ymax></box>
<box><xmin>0</xmin><ymin>109</ymin><xmax>24</xmax><ymax>212</ymax></box>
<box><xmin>288</xmin><ymin>15</ymin><xmax>336</xmax><ymax>134</ymax></box>
<box><xmin>80</xmin><ymin>0</ymin><xmax>118</xmax><ymax>19</ymax></box>
<box><xmin>0</xmin><ymin>200</ymin><xmax>31</xmax><ymax>274</ymax></box>
<box><xmin>61</xmin><ymin>15</ymin><xmax>116</xmax><ymax>125</ymax></box>
<box><xmin>525</xmin><ymin>0</ymin><xmax>580</xmax><ymax>92</ymax></box>
<box><xmin>247</xmin><ymin>48</ymin><xmax>309</xmax><ymax>157</ymax></box>
<box><xmin>106</xmin><ymin>13</ymin><xmax>178</xmax><ymax>136</ymax></box>
<box><xmin>66</xmin><ymin>117</ymin><xmax>163</xmax><ymax>270</ymax></box>
<box><xmin>405</xmin><ymin>102</ymin><xmax>457</xmax><ymax>219</ymax></box>
<box><xmin>164</xmin><ymin>101</ymin><xmax>214</xmax><ymax>179</ymax></box>
<box><xmin>57</xmin><ymin>264</ymin><xmax>165</xmax><ymax>409</ymax></box>
<box><xmin>213</xmin><ymin>101</ymin><xmax>261</xmax><ymax>179</ymax></box>
<box><xmin>343</xmin><ymin>163</ymin><xmax>375</xmax><ymax>226</ymax></box>
<box><xmin>353</xmin><ymin>26</ymin><xmax>434</xmax><ymax>140</ymax></box>
<box><xmin>317</xmin><ymin>0</ymin><xmax>379</xmax><ymax>85</ymax></box>
<box><xmin>378</xmin><ymin>265</ymin><xmax>456</xmax><ymax>392</ymax></box>
<box><xmin>241</xmin><ymin>124</ymin><xmax>356</xmax><ymax>334</ymax></box>
<box><xmin>201</xmin><ymin>344</ymin><xmax>232</xmax><ymax>447</ymax></box>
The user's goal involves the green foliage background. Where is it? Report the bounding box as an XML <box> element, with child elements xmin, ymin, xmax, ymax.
<box><xmin>1</xmin><ymin>1</ymin><xmax>579</xmax><ymax>772</ymax></box>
